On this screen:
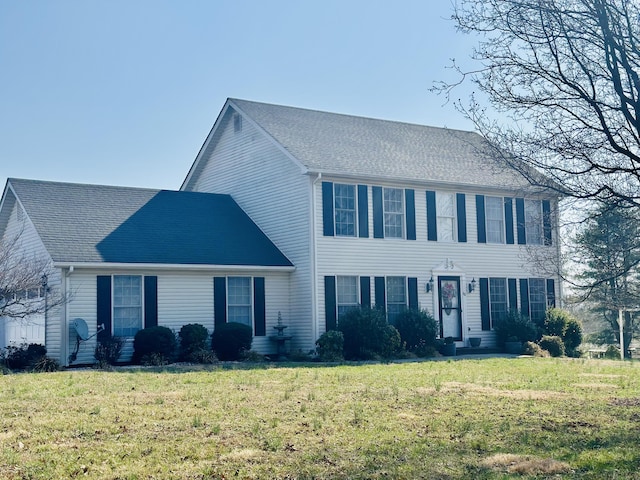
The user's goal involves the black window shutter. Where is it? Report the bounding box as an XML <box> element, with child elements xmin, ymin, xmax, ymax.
<box><xmin>322</xmin><ymin>182</ymin><xmax>334</xmax><ymax>237</ymax></box>
<box><xmin>253</xmin><ymin>277</ymin><xmax>266</xmax><ymax>336</ymax></box>
<box><xmin>357</xmin><ymin>185</ymin><xmax>369</xmax><ymax>238</ymax></box>
<box><xmin>479</xmin><ymin>278</ymin><xmax>491</xmax><ymax>331</ymax></box>
<box><xmin>144</xmin><ymin>276</ymin><xmax>158</xmax><ymax>328</ymax></box>
<box><xmin>426</xmin><ymin>190</ymin><xmax>437</xmax><ymax>241</ymax></box>
<box><xmin>372</xmin><ymin>186</ymin><xmax>384</xmax><ymax>238</ymax></box>
<box><xmin>374</xmin><ymin>276</ymin><xmax>386</xmax><ymax>310</ymax></box>
<box><xmin>475</xmin><ymin>195</ymin><xmax>486</xmax><ymax>243</ymax></box>
<box><xmin>405</xmin><ymin>189</ymin><xmax>416</xmax><ymax>240</ymax></box>
<box><xmin>508</xmin><ymin>278</ymin><xmax>518</xmax><ymax>312</ymax></box>
<box><xmin>542</xmin><ymin>200</ymin><xmax>552</xmax><ymax>246</ymax></box>
<box><xmin>516</xmin><ymin>198</ymin><xmax>526</xmax><ymax>245</ymax></box>
<box><xmin>546</xmin><ymin>279</ymin><xmax>556</xmax><ymax>308</ymax></box>
<box><xmin>360</xmin><ymin>276</ymin><xmax>371</xmax><ymax>308</ymax></box>
<box><xmin>324</xmin><ymin>276</ymin><xmax>337</xmax><ymax>330</ymax></box>
<box><xmin>504</xmin><ymin>198</ymin><xmax>515</xmax><ymax>245</ymax></box>
<box><xmin>456</xmin><ymin>193</ymin><xmax>467</xmax><ymax>242</ymax></box>
<box><xmin>97</xmin><ymin>275</ymin><xmax>112</xmax><ymax>341</ymax></box>
<box><xmin>520</xmin><ymin>279</ymin><xmax>530</xmax><ymax>317</ymax></box>
<box><xmin>214</xmin><ymin>277</ymin><xmax>227</xmax><ymax>326</ymax></box>
<box><xmin>408</xmin><ymin>277</ymin><xmax>418</xmax><ymax>310</ymax></box>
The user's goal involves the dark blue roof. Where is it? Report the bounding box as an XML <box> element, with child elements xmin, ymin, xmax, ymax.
<box><xmin>8</xmin><ymin>179</ymin><xmax>293</xmax><ymax>267</ymax></box>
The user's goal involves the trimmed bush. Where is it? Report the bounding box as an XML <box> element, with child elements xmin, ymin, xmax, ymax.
<box><xmin>544</xmin><ymin>308</ymin><xmax>583</xmax><ymax>356</ymax></box>
<box><xmin>522</xmin><ymin>341</ymin><xmax>550</xmax><ymax>357</ymax></box>
<box><xmin>494</xmin><ymin>310</ymin><xmax>538</xmax><ymax>346</ymax></box>
<box><xmin>338</xmin><ymin>307</ymin><xmax>402</xmax><ymax>360</ymax></box>
<box><xmin>133</xmin><ymin>326</ymin><xmax>177</xmax><ymax>364</ymax></box>
<box><xmin>178</xmin><ymin>324</ymin><xmax>210</xmax><ymax>361</ymax></box>
<box><xmin>211</xmin><ymin>322</ymin><xmax>253</xmax><ymax>361</ymax></box>
<box><xmin>2</xmin><ymin>344</ymin><xmax>47</xmax><ymax>370</ymax></box>
<box><xmin>316</xmin><ymin>330</ymin><xmax>344</xmax><ymax>362</ymax></box>
<box><xmin>394</xmin><ymin>309</ymin><xmax>437</xmax><ymax>355</ymax></box>
<box><xmin>539</xmin><ymin>335</ymin><xmax>565</xmax><ymax>357</ymax></box>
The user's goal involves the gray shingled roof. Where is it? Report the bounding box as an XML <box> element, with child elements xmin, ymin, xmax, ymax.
<box><xmin>226</xmin><ymin>98</ymin><xmax>534</xmax><ymax>190</ymax></box>
<box><xmin>7</xmin><ymin>178</ymin><xmax>293</xmax><ymax>267</ymax></box>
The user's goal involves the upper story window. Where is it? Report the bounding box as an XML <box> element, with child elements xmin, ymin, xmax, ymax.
<box><xmin>337</xmin><ymin>275</ymin><xmax>359</xmax><ymax>318</ymax></box>
<box><xmin>524</xmin><ymin>200</ymin><xmax>543</xmax><ymax>245</ymax></box>
<box><xmin>386</xmin><ymin>276</ymin><xmax>407</xmax><ymax>324</ymax></box>
<box><xmin>113</xmin><ymin>275</ymin><xmax>142</xmax><ymax>337</ymax></box>
<box><xmin>486</xmin><ymin>196</ymin><xmax>505</xmax><ymax>244</ymax></box>
<box><xmin>383</xmin><ymin>188</ymin><xmax>405</xmax><ymax>238</ymax></box>
<box><xmin>436</xmin><ymin>192</ymin><xmax>456</xmax><ymax>242</ymax></box>
<box><xmin>227</xmin><ymin>277</ymin><xmax>252</xmax><ymax>326</ymax></box>
<box><xmin>334</xmin><ymin>184</ymin><xmax>356</xmax><ymax>237</ymax></box>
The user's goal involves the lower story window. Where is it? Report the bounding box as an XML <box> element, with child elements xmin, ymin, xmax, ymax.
<box><xmin>337</xmin><ymin>276</ymin><xmax>359</xmax><ymax>318</ymax></box>
<box><xmin>113</xmin><ymin>275</ymin><xmax>142</xmax><ymax>337</ymax></box>
<box><xmin>529</xmin><ymin>278</ymin><xmax>547</xmax><ymax>323</ymax></box>
<box><xmin>228</xmin><ymin>277</ymin><xmax>252</xmax><ymax>326</ymax></box>
<box><xmin>386</xmin><ymin>276</ymin><xmax>407</xmax><ymax>324</ymax></box>
<box><xmin>489</xmin><ymin>278</ymin><xmax>507</xmax><ymax>326</ymax></box>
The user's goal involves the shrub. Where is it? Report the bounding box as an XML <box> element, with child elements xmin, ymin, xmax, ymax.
<box><xmin>316</xmin><ymin>330</ymin><xmax>344</xmax><ymax>362</ymax></box>
<box><xmin>494</xmin><ymin>310</ymin><xmax>538</xmax><ymax>346</ymax></box>
<box><xmin>241</xmin><ymin>350</ymin><xmax>265</xmax><ymax>362</ymax></box>
<box><xmin>94</xmin><ymin>336</ymin><xmax>124</xmax><ymax>368</ymax></box>
<box><xmin>539</xmin><ymin>335</ymin><xmax>565</xmax><ymax>357</ymax></box>
<box><xmin>522</xmin><ymin>341</ymin><xmax>550</xmax><ymax>357</ymax></box>
<box><xmin>544</xmin><ymin>308</ymin><xmax>583</xmax><ymax>356</ymax></box>
<box><xmin>2</xmin><ymin>344</ymin><xmax>47</xmax><ymax>370</ymax></box>
<box><xmin>186</xmin><ymin>348</ymin><xmax>218</xmax><ymax>364</ymax></box>
<box><xmin>394</xmin><ymin>309</ymin><xmax>437</xmax><ymax>355</ymax></box>
<box><xmin>604</xmin><ymin>345</ymin><xmax>621</xmax><ymax>359</ymax></box>
<box><xmin>32</xmin><ymin>356</ymin><xmax>60</xmax><ymax>372</ymax></box>
<box><xmin>338</xmin><ymin>307</ymin><xmax>402</xmax><ymax>360</ymax></box>
<box><xmin>133</xmin><ymin>326</ymin><xmax>177</xmax><ymax>364</ymax></box>
<box><xmin>211</xmin><ymin>322</ymin><xmax>253</xmax><ymax>361</ymax></box>
<box><xmin>178</xmin><ymin>324</ymin><xmax>210</xmax><ymax>361</ymax></box>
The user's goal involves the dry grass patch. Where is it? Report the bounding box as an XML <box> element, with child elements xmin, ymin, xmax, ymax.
<box><xmin>573</xmin><ymin>382</ymin><xmax>619</xmax><ymax>390</ymax></box>
<box><xmin>481</xmin><ymin>453</ymin><xmax>573</xmax><ymax>475</ymax></box>
<box><xmin>443</xmin><ymin>381</ymin><xmax>567</xmax><ymax>400</ymax></box>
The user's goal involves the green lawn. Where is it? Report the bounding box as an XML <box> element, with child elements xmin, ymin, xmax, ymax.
<box><xmin>1</xmin><ymin>357</ymin><xmax>640</xmax><ymax>479</ymax></box>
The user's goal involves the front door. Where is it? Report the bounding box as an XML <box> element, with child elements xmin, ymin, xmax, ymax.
<box><xmin>438</xmin><ymin>276</ymin><xmax>462</xmax><ymax>340</ymax></box>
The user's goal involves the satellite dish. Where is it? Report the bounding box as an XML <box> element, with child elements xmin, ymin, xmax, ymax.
<box><xmin>71</xmin><ymin>318</ymin><xmax>90</xmax><ymax>341</ymax></box>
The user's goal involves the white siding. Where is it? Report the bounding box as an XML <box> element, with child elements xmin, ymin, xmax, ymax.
<box><xmin>188</xmin><ymin>109</ymin><xmax>313</xmax><ymax>352</ymax></box>
<box><xmin>315</xmin><ymin>179</ymin><xmax>561</xmax><ymax>347</ymax></box>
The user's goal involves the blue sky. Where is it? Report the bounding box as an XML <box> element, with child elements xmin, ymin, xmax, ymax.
<box><xmin>0</xmin><ymin>1</ymin><xmax>480</xmax><ymax>191</ymax></box>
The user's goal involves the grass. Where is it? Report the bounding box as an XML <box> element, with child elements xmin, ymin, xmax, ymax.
<box><xmin>1</xmin><ymin>357</ymin><xmax>640</xmax><ymax>479</ymax></box>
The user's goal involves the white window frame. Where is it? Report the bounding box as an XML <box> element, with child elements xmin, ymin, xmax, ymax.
<box><xmin>436</xmin><ymin>192</ymin><xmax>456</xmax><ymax>242</ymax></box>
<box><xmin>337</xmin><ymin>275</ymin><xmax>359</xmax><ymax>318</ymax></box>
<box><xmin>334</xmin><ymin>183</ymin><xmax>357</xmax><ymax>237</ymax></box>
<box><xmin>383</xmin><ymin>187</ymin><xmax>405</xmax><ymax>239</ymax></box>
<box><xmin>489</xmin><ymin>278</ymin><xmax>508</xmax><ymax>327</ymax></box>
<box><xmin>386</xmin><ymin>276</ymin><xmax>407</xmax><ymax>324</ymax></box>
<box><xmin>227</xmin><ymin>277</ymin><xmax>253</xmax><ymax>327</ymax></box>
<box><xmin>528</xmin><ymin>278</ymin><xmax>547</xmax><ymax>322</ymax></box>
<box><xmin>524</xmin><ymin>199</ymin><xmax>544</xmax><ymax>245</ymax></box>
<box><xmin>112</xmin><ymin>275</ymin><xmax>143</xmax><ymax>337</ymax></box>
<box><xmin>485</xmin><ymin>196</ymin><xmax>505</xmax><ymax>244</ymax></box>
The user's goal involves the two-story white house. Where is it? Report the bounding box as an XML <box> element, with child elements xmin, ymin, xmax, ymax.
<box><xmin>0</xmin><ymin>98</ymin><xmax>561</xmax><ymax>365</ymax></box>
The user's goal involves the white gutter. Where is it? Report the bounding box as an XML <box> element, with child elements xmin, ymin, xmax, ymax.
<box><xmin>310</xmin><ymin>172</ymin><xmax>322</xmax><ymax>343</ymax></box>
<box><xmin>53</xmin><ymin>262</ymin><xmax>296</xmax><ymax>273</ymax></box>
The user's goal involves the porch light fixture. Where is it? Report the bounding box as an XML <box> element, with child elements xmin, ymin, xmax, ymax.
<box><xmin>425</xmin><ymin>277</ymin><xmax>434</xmax><ymax>293</ymax></box>
<box><xmin>468</xmin><ymin>278</ymin><xmax>477</xmax><ymax>293</ymax></box>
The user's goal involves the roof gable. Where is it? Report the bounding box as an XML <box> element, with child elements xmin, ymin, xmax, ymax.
<box><xmin>8</xmin><ymin>179</ymin><xmax>292</xmax><ymax>267</ymax></box>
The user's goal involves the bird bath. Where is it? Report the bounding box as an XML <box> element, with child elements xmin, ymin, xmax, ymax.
<box><xmin>269</xmin><ymin>312</ymin><xmax>292</xmax><ymax>360</ymax></box>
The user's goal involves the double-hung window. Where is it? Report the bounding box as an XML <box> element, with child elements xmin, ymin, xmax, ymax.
<box><xmin>524</xmin><ymin>200</ymin><xmax>543</xmax><ymax>245</ymax></box>
<box><xmin>485</xmin><ymin>196</ymin><xmax>505</xmax><ymax>243</ymax></box>
<box><xmin>437</xmin><ymin>192</ymin><xmax>456</xmax><ymax>242</ymax></box>
<box><xmin>528</xmin><ymin>278</ymin><xmax>547</xmax><ymax>323</ymax></box>
<box><xmin>334</xmin><ymin>184</ymin><xmax>356</xmax><ymax>237</ymax></box>
<box><xmin>227</xmin><ymin>277</ymin><xmax>252</xmax><ymax>326</ymax></box>
<box><xmin>336</xmin><ymin>276</ymin><xmax>359</xmax><ymax>318</ymax></box>
<box><xmin>383</xmin><ymin>188</ymin><xmax>404</xmax><ymax>238</ymax></box>
<box><xmin>113</xmin><ymin>275</ymin><xmax>142</xmax><ymax>337</ymax></box>
<box><xmin>489</xmin><ymin>278</ymin><xmax>507</xmax><ymax>326</ymax></box>
<box><xmin>386</xmin><ymin>276</ymin><xmax>407</xmax><ymax>324</ymax></box>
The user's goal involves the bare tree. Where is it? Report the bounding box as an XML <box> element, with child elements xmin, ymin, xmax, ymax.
<box><xmin>435</xmin><ymin>0</ymin><xmax>640</xmax><ymax>204</ymax></box>
<box><xmin>0</xmin><ymin>232</ymin><xmax>66</xmax><ymax>320</ymax></box>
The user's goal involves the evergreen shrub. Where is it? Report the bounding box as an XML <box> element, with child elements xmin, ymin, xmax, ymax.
<box><xmin>133</xmin><ymin>326</ymin><xmax>177</xmax><ymax>364</ymax></box>
<box><xmin>338</xmin><ymin>307</ymin><xmax>401</xmax><ymax>360</ymax></box>
<box><xmin>211</xmin><ymin>322</ymin><xmax>253</xmax><ymax>361</ymax></box>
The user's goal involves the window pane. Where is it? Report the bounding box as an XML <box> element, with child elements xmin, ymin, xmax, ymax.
<box><xmin>529</xmin><ymin>278</ymin><xmax>546</xmax><ymax>322</ymax></box>
<box><xmin>486</xmin><ymin>196</ymin><xmax>504</xmax><ymax>244</ymax></box>
<box><xmin>383</xmin><ymin>188</ymin><xmax>404</xmax><ymax>238</ymax></box>
<box><xmin>228</xmin><ymin>277</ymin><xmax>252</xmax><ymax>326</ymax></box>
<box><xmin>334</xmin><ymin>184</ymin><xmax>356</xmax><ymax>237</ymax></box>
<box><xmin>525</xmin><ymin>200</ymin><xmax>543</xmax><ymax>245</ymax></box>
<box><xmin>489</xmin><ymin>278</ymin><xmax>507</xmax><ymax>326</ymax></box>
<box><xmin>337</xmin><ymin>276</ymin><xmax>359</xmax><ymax>318</ymax></box>
<box><xmin>386</xmin><ymin>276</ymin><xmax>406</xmax><ymax>324</ymax></box>
<box><xmin>113</xmin><ymin>275</ymin><xmax>142</xmax><ymax>337</ymax></box>
<box><xmin>437</xmin><ymin>193</ymin><xmax>455</xmax><ymax>242</ymax></box>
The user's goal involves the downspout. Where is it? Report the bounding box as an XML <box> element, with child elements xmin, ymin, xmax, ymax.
<box><xmin>554</xmin><ymin>200</ymin><xmax>563</xmax><ymax>308</ymax></box>
<box><xmin>62</xmin><ymin>266</ymin><xmax>73</xmax><ymax>366</ymax></box>
<box><xmin>310</xmin><ymin>172</ymin><xmax>322</xmax><ymax>346</ymax></box>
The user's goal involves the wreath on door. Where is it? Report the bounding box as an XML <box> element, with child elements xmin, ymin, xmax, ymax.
<box><xmin>442</xmin><ymin>282</ymin><xmax>456</xmax><ymax>316</ymax></box>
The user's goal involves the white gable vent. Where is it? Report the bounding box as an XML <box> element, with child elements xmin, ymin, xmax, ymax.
<box><xmin>233</xmin><ymin>113</ymin><xmax>242</xmax><ymax>133</ymax></box>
